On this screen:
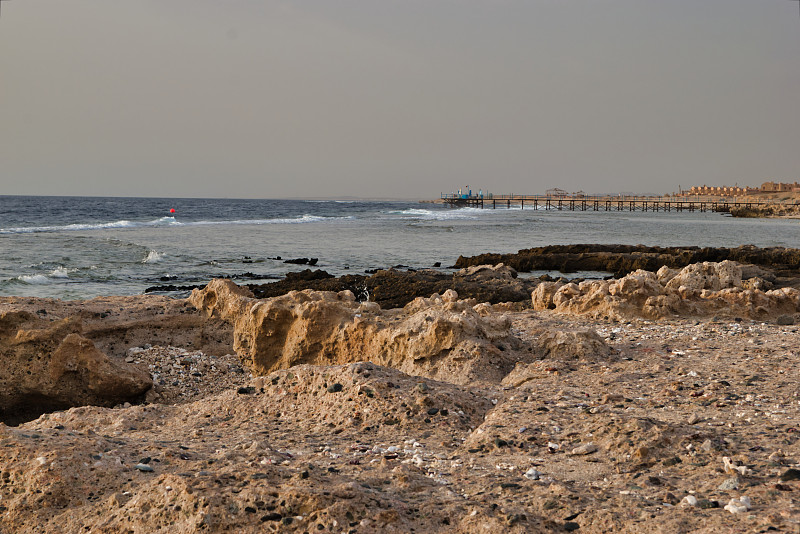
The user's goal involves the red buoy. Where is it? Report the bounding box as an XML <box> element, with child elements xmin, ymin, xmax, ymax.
<box><xmin>170</xmin><ymin>208</ymin><xmax>176</xmax><ymax>213</ymax></box>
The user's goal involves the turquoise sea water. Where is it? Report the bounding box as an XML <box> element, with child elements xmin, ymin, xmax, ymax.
<box><xmin>1</xmin><ymin>195</ymin><xmax>797</xmax><ymax>300</ymax></box>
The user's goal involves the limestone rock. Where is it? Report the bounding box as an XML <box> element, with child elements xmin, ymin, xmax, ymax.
<box><xmin>457</xmin><ymin>263</ymin><xmax>518</xmax><ymax>281</ymax></box>
<box><xmin>531</xmin><ymin>281</ymin><xmax>564</xmax><ymax>310</ymax></box>
<box><xmin>0</xmin><ymin>312</ymin><xmax>151</xmax><ymax>424</ymax></box>
<box><xmin>190</xmin><ymin>279</ymin><xmax>528</xmax><ymax>385</ymax></box>
<box><xmin>534</xmin><ymin>330</ymin><xmax>612</xmax><ymax>362</ymax></box>
<box><xmin>531</xmin><ymin>261</ymin><xmax>800</xmax><ymax>321</ymax></box>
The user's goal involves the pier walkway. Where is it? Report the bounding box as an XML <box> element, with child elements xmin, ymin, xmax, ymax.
<box><xmin>440</xmin><ymin>194</ymin><xmax>797</xmax><ymax>213</ymax></box>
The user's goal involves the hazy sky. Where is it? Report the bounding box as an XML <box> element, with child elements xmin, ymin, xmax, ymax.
<box><xmin>1</xmin><ymin>1</ymin><xmax>798</xmax><ymax>199</ymax></box>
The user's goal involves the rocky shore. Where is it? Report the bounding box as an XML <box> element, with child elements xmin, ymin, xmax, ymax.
<box><xmin>730</xmin><ymin>205</ymin><xmax>800</xmax><ymax>218</ymax></box>
<box><xmin>2</xmin><ymin>248</ymin><xmax>800</xmax><ymax>533</ymax></box>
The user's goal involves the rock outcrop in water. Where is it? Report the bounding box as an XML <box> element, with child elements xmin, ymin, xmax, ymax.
<box><xmin>455</xmin><ymin>244</ymin><xmax>800</xmax><ymax>279</ymax></box>
<box><xmin>531</xmin><ymin>260</ymin><xmax>800</xmax><ymax>321</ymax></box>
<box><xmin>190</xmin><ymin>279</ymin><xmax>530</xmax><ymax>385</ymax></box>
<box><xmin>247</xmin><ymin>264</ymin><xmax>538</xmax><ymax>309</ymax></box>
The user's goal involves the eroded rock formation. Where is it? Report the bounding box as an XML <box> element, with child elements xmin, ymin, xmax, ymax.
<box><xmin>531</xmin><ymin>260</ymin><xmax>800</xmax><ymax>321</ymax></box>
<box><xmin>190</xmin><ymin>279</ymin><xmax>529</xmax><ymax>384</ymax></box>
<box><xmin>0</xmin><ymin>295</ymin><xmax>233</xmax><ymax>424</ymax></box>
<box><xmin>0</xmin><ymin>311</ymin><xmax>151</xmax><ymax>424</ymax></box>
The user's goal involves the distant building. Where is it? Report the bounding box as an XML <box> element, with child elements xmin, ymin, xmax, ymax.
<box><xmin>681</xmin><ymin>184</ymin><xmax>759</xmax><ymax>197</ymax></box>
<box><xmin>546</xmin><ymin>188</ymin><xmax>569</xmax><ymax>197</ymax></box>
<box><xmin>761</xmin><ymin>181</ymin><xmax>800</xmax><ymax>193</ymax></box>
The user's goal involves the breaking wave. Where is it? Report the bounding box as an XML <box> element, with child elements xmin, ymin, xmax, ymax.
<box><xmin>142</xmin><ymin>250</ymin><xmax>166</xmax><ymax>264</ymax></box>
<box><xmin>0</xmin><ymin>215</ymin><xmax>351</xmax><ymax>234</ymax></box>
<box><xmin>389</xmin><ymin>208</ymin><xmax>490</xmax><ymax>221</ymax></box>
<box><xmin>13</xmin><ymin>266</ymin><xmax>75</xmax><ymax>285</ymax></box>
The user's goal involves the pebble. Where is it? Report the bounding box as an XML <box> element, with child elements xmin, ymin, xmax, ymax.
<box><xmin>681</xmin><ymin>495</ymin><xmax>698</xmax><ymax>507</ymax></box>
<box><xmin>135</xmin><ymin>463</ymin><xmax>154</xmax><ymax>472</ymax></box>
<box><xmin>570</xmin><ymin>443</ymin><xmax>598</xmax><ymax>456</ymax></box>
<box><xmin>137</xmin><ymin>346</ymin><xmax>249</xmax><ymax>405</ymax></box>
<box><xmin>523</xmin><ymin>468</ymin><xmax>541</xmax><ymax>480</ymax></box>
<box><xmin>723</xmin><ymin>496</ymin><xmax>751</xmax><ymax>514</ymax></box>
<box><xmin>722</xmin><ymin>456</ymin><xmax>750</xmax><ymax>476</ymax></box>
<box><xmin>718</xmin><ymin>477</ymin><xmax>739</xmax><ymax>491</ymax></box>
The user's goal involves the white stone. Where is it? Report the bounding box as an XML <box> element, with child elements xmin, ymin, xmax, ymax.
<box><xmin>681</xmin><ymin>495</ymin><xmax>698</xmax><ymax>507</ymax></box>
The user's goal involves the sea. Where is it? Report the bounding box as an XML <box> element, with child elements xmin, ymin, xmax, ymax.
<box><xmin>1</xmin><ymin>195</ymin><xmax>798</xmax><ymax>300</ymax></box>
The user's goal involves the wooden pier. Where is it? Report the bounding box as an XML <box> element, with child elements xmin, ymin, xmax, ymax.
<box><xmin>440</xmin><ymin>194</ymin><xmax>797</xmax><ymax>213</ymax></box>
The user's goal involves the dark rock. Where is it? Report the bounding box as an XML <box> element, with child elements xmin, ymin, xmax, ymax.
<box><xmin>454</xmin><ymin>244</ymin><xmax>800</xmax><ymax>279</ymax></box>
<box><xmin>776</xmin><ymin>315</ymin><xmax>795</xmax><ymax>326</ymax></box>
<box><xmin>284</xmin><ymin>258</ymin><xmax>318</xmax><ymax>266</ymax></box>
<box><xmin>144</xmin><ymin>284</ymin><xmax>206</xmax><ymax>294</ymax></box>
<box><xmin>780</xmin><ymin>468</ymin><xmax>800</xmax><ymax>481</ymax></box>
<box><xmin>248</xmin><ymin>267</ymin><xmax>538</xmax><ymax>309</ymax></box>
<box><xmin>698</xmin><ymin>499</ymin><xmax>719</xmax><ymax>509</ymax></box>
<box><xmin>662</xmin><ymin>492</ymin><xmax>679</xmax><ymax>505</ymax></box>
<box><xmin>327</xmin><ymin>383</ymin><xmax>343</xmax><ymax>393</ymax></box>
<box><xmin>284</xmin><ymin>269</ymin><xmax>334</xmax><ymax>282</ymax></box>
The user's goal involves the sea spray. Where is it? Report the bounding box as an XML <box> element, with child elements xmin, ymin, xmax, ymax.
<box><xmin>142</xmin><ymin>250</ymin><xmax>166</xmax><ymax>264</ymax></box>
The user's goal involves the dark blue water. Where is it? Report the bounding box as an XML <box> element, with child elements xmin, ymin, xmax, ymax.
<box><xmin>1</xmin><ymin>195</ymin><xmax>797</xmax><ymax>300</ymax></box>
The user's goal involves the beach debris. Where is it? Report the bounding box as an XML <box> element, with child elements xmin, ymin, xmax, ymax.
<box><xmin>722</xmin><ymin>456</ymin><xmax>751</xmax><ymax>476</ymax></box>
<box><xmin>723</xmin><ymin>496</ymin><xmax>752</xmax><ymax>514</ymax></box>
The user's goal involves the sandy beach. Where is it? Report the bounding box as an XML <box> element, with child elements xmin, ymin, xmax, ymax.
<box><xmin>1</xmin><ymin>249</ymin><xmax>800</xmax><ymax>533</ymax></box>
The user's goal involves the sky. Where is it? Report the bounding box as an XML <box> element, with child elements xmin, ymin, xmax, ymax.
<box><xmin>0</xmin><ymin>1</ymin><xmax>798</xmax><ymax>199</ymax></box>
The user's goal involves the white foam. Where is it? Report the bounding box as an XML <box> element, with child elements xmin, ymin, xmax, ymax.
<box><xmin>392</xmin><ymin>208</ymin><xmax>488</xmax><ymax>221</ymax></box>
<box><xmin>48</xmin><ymin>266</ymin><xmax>71</xmax><ymax>278</ymax></box>
<box><xmin>0</xmin><ymin>217</ymin><xmax>182</xmax><ymax>234</ymax></box>
<box><xmin>177</xmin><ymin>214</ymin><xmax>352</xmax><ymax>227</ymax></box>
<box><xmin>0</xmin><ymin>214</ymin><xmax>348</xmax><ymax>234</ymax></box>
<box><xmin>142</xmin><ymin>250</ymin><xmax>166</xmax><ymax>264</ymax></box>
<box><xmin>13</xmin><ymin>266</ymin><xmax>75</xmax><ymax>285</ymax></box>
<box><xmin>17</xmin><ymin>274</ymin><xmax>50</xmax><ymax>284</ymax></box>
